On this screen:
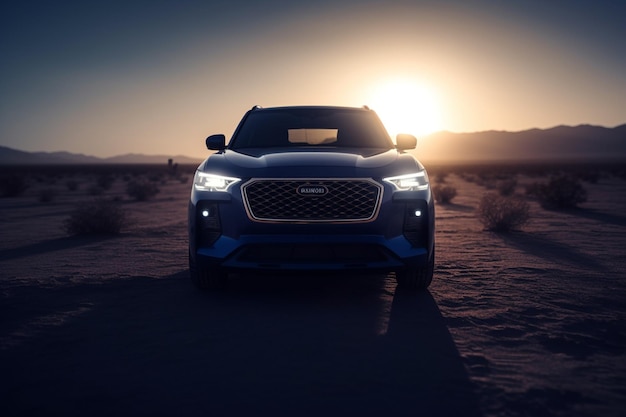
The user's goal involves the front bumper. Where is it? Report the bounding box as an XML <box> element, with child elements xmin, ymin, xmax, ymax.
<box><xmin>195</xmin><ymin>233</ymin><xmax>430</xmax><ymax>273</ymax></box>
<box><xmin>189</xmin><ymin>183</ymin><xmax>434</xmax><ymax>274</ymax></box>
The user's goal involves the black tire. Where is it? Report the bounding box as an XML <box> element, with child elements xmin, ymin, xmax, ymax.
<box><xmin>189</xmin><ymin>253</ymin><xmax>227</xmax><ymax>290</ymax></box>
<box><xmin>395</xmin><ymin>250</ymin><xmax>435</xmax><ymax>291</ymax></box>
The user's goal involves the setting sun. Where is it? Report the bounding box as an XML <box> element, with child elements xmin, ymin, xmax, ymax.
<box><xmin>367</xmin><ymin>79</ymin><xmax>443</xmax><ymax>139</ymax></box>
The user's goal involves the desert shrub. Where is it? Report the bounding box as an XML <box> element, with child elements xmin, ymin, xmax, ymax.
<box><xmin>496</xmin><ymin>178</ymin><xmax>517</xmax><ymax>196</ymax></box>
<box><xmin>66</xmin><ymin>180</ymin><xmax>80</xmax><ymax>191</ymax></box>
<box><xmin>88</xmin><ymin>185</ymin><xmax>105</xmax><ymax>196</ymax></box>
<box><xmin>433</xmin><ymin>185</ymin><xmax>457</xmax><ymax>204</ymax></box>
<box><xmin>126</xmin><ymin>180</ymin><xmax>160</xmax><ymax>201</ymax></box>
<box><xmin>524</xmin><ymin>182</ymin><xmax>541</xmax><ymax>197</ymax></box>
<box><xmin>168</xmin><ymin>160</ymin><xmax>179</xmax><ymax>176</ymax></box>
<box><xmin>1</xmin><ymin>174</ymin><xmax>29</xmax><ymax>197</ymax></box>
<box><xmin>577</xmin><ymin>171</ymin><xmax>600</xmax><ymax>184</ymax></box>
<box><xmin>475</xmin><ymin>175</ymin><xmax>496</xmax><ymax>190</ymax></box>
<box><xmin>459</xmin><ymin>173</ymin><xmax>478</xmax><ymax>183</ymax></box>
<box><xmin>433</xmin><ymin>172</ymin><xmax>449</xmax><ymax>184</ymax></box>
<box><xmin>477</xmin><ymin>193</ymin><xmax>530</xmax><ymax>232</ymax></box>
<box><xmin>178</xmin><ymin>176</ymin><xmax>189</xmax><ymax>184</ymax></box>
<box><xmin>97</xmin><ymin>174</ymin><xmax>115</xmax><ymax>190</ymax></box>
<box><xmin>38</xmin><ymin>188</ymin><xmax>57</xmax><ymax>203</ymax></box>
<box><xmin>611</xmin><ymin>168</ymin><xmax>626</xmax><ymax>180</ymax></box>
<box><xmin>148</xmin><ymin>173</ymin><xmax>163</xmax><ymax>183</ymax></box>
<box><xmin>529</xmin><ymin>175</ymin><xmax>587</xmax><ymax>209</ymax></box>
<box><xmin>64</xmin><ymin>199</ymin><xmax>128</xmax><ymax>235</ymax></box>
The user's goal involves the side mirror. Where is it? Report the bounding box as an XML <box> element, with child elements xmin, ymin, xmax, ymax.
<box><xmin>206</xmin><ymin>134</ymin><xmax>226</xmax><ymax>150</ymax></box>
<box><xmin>396</xmin><ymin>134</ymin><xmax>417</xmax><ymax>150</ymax></box>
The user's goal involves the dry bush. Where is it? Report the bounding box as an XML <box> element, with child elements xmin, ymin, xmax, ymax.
<box><xmin>148</xmin><ymin>173</ymin><xmax>163</xmax><ymax>183</ymax></box>
<box><xmin>476</xmin><ymin>175</ymin><xmax>496</xmax><ymax>190</ymax></box>
<box><xmin>576</xmin><ymin>170</ymin><xmax>600</xmax><ymax>184</ymax></box>
<box><xmin>433</xmin><ymin>185</ymin><xmax>458</xmax><ymax>204</ymax></box>
<box><xmin>528</xmin><ymin>175</ymin><xmax>587</xmax><ymax>209</ymax></box>
<box><xmin>65</xmin><ymin>199</ymin><xmax>128</xmax><ymax>235</ymax></box>
<box><xmin>496</xmin><ymin>178</ymin><xmax>517</xmax><ymax>196</ymax></box>
<box><xmin>88</xmin><ymin>185</ymin><xmax>105</xmax><ymax>196</ymax></box>
<box><xmin>477</xmin><ymin>193</ymin><xmax>530</xmax><ymax>232</ymax></box>
<box><xmin>433</xmin><ymin>171</ymin><xmax>449</xmax><ymax>184</ymax></box>
<box><xmin>66</xmin><ymin>180</ymin><xmax>80</xmax><ymax>191</ymax></box>
<box><xmin>38</xmin><ymin>188</ymin><xmax>57</xmax><ymax>203</ymax></box>
<box><xmin>611</xmin><ymin>167</ymin><xmax>626</xmax><ymax>180</ymax></box>
<box><xmin>1</xmin><ymin>174</ymin><xmax>29</xmax><ymax>197</ymax></box>
<box><xmin>459</xmin><ymin>173</ymin><xmax>478</xmax><ymax>183</ymax></box>
<box><xmin>126</xmin><ymin>180</ymin><xmax>160</xmax><ymax>201</ymax></box>
<box><xmin>97</xmin><ymin>174</ymin><xmax>115</xmax><ymax>190</ymax></box>
<box><xmin>524</xmin><ymin>182</ymin><xmax>541</xmax><ymax>197</ymax></box>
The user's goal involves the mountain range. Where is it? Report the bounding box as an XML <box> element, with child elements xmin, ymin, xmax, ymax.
<box><xmin>0</xmin><ymin>147</ymin><xmax>203</xmax><ymax>165</ymax></box>
<box><xmin>414</xmin><ymin>124</ymin><xmax>626</xmax><ymax>162</ymax></box>
<box><xmin>1</xmin><ymin>124</ymin><xmax>625</xmax><ymax>165</ymax></box>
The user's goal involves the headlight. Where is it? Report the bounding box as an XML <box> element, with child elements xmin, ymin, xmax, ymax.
<box><xmin>193</xmin><ymin>171</ymin><xmax>241</xmax><ymax>192</ymax></box>
<box><xmin>383</xmin><ymin>171</ymin><xmax>429</xmax><ymax>191</ymax></box>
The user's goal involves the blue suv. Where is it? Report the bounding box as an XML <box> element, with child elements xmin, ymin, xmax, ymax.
<box><xmin>189</xmin><ymin>106</ymin><xmax>435</xmax><ymax>290</ymax></box>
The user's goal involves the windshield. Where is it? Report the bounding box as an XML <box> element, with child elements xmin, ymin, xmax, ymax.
<box><xmin>229</xmin><ymin>108</ymin><xmax>394</xmax><ymax>150</ymax></box>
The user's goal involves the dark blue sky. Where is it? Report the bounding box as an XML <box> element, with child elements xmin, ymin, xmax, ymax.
<box><xmin>1</xmin><ymin>0</ymin><xmax>624</xmax><ymax>157</ymax></box>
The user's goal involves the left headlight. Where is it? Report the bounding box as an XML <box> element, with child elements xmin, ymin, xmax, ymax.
<box><xmin>193</xmin><ymin>171</ymin><xmax>241</xmax><ymax>192</ymax></box>
<box><xmin>383</xmin><ymin>171</ymin><xmax>429</xmax><ymax>191</ymax></box>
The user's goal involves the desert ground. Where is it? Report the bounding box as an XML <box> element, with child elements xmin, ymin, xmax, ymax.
<box><xmin>1</xmin><ymin>162</ymin><xmax>625</xmax><ymax>416</ymax></box>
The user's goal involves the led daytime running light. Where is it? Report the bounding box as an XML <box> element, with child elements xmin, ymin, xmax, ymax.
<box><xmin>194</xmin><ymin>172</ymin><xmax>241</xmax><ymax>192</ymax></box>
<box><xmin>383</xmin><ymin>171</ymin><xmax>429</xmax><ymax>191</ymax></box>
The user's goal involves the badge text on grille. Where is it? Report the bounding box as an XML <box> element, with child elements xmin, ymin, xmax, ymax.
<box><xmin>296</xmin><ymin>185</ymin><xmax>328</xmax><ymax>196</ymax></box>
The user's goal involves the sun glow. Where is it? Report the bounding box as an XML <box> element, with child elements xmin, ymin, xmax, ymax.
<box><xmin>368</xmin><ymin>79</ymin><xmax>443</xmax><ymax>139</ymax></box>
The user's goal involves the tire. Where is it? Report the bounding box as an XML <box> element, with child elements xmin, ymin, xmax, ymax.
<box><xmin>395</xmin><ymin>250</ymin><xmax>435</xmax><ymax>291</ymax></box>
<box><xmin>189</xmin><ymin>253</ymin><xmax>227</xmax><ymax>290</ymax></box>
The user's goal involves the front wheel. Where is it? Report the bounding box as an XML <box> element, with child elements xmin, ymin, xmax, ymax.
<box><xmin>395</xmin><ymin>250</ymin><xmax>435</xmax><ymax>291</ymax></box>
<box><xmin>189</xmin><ymin>253</ymin><xmax>228</xmax><ymax>290</ymax></box>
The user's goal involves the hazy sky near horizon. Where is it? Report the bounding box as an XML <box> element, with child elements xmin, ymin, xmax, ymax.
<box><xmin>1</xmin><ymin>0</ymin><xmax>625</xmax><ymax>158</ymax></box>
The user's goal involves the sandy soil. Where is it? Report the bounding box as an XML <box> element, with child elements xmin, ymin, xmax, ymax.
<box><xmin>1</xmin><ymin>165</ymin><xmax>625</xmax><ymax>416</ymax></box>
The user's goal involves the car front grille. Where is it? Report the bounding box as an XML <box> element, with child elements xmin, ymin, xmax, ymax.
<box><xmin>241</xmin><ymin>178</ymin><xmax>383</xmax><ymax>223</ymax></box>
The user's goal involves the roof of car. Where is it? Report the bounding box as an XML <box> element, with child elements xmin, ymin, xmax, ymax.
<box><xmin>249</xmin><ymin>105</ymin><xmax>372</xmax><ymax>112</ymax></box>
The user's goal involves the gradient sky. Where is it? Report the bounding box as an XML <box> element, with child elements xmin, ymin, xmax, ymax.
<box><xmin>1</xmin><ymin>0</ymin><xmax>624</xmax><ymax>158</ymax></box>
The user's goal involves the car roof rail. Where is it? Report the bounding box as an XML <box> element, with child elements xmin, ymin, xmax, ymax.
<box><xmin>251</xmin><ymin>105</ymin><xmax>263</xmax><ymax>110</ymax></box>
<box><xmin>362</xmin><ymin>105</ymin><xmax>370</xmax><ymax>110</ymax></box>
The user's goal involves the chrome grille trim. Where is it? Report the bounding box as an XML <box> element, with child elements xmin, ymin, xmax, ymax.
<box><xmin>241</xmin><ymin>178</ymin><xmax>383</xmax><ymax>223</ymax></box>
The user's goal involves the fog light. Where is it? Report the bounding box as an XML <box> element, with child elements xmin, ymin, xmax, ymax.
<box><xmin>404</xmin><ymin>201</ymin><xmax>428</xmax><ymax>247</ymax></box>
<box><xmin>198</xmin><ymin>203</ymin><xmax>221</xmax><ymax>246</ymax></box>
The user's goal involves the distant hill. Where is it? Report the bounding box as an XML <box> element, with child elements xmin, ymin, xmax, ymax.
<box><xmin>0</xmin><ymin>146</ymin><xmax>203</xmax><ymax>165</ymax></box>
<box><xmin>415</xmin><ymin>124</ymin><xmax>626</xmax><ymax>162</ymax></box>
<box><xmin>103</xmin><ymin>153</ymin><xmax>203</xmax><ymax>165</ymax></box>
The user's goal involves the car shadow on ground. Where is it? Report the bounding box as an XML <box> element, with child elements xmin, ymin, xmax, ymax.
<box><xmin>2</xmin><ymin>271</ymin><xmax>482</xmax><ymax>417</ymax></box>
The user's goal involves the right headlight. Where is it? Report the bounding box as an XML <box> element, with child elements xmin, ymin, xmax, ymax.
<box><xmin>193</xmin><ymin>171</ymin><xmax>241</xmax><ymax>192</ymax></box>
<box><xmin>383</xmin><ymin>171</ymin><xmax>429</xmax><ymax>191</ymax></box>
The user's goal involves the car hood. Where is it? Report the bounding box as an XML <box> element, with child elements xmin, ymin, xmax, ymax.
<box><xmin>200</xmin><ymin>147</ymin><xmax>423</xmax><ymax>178</ymax></box>
<box><xmin>227</xmin><ymin>148</ymin><xmax>398</xmax><ymax>168</ymax></box>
